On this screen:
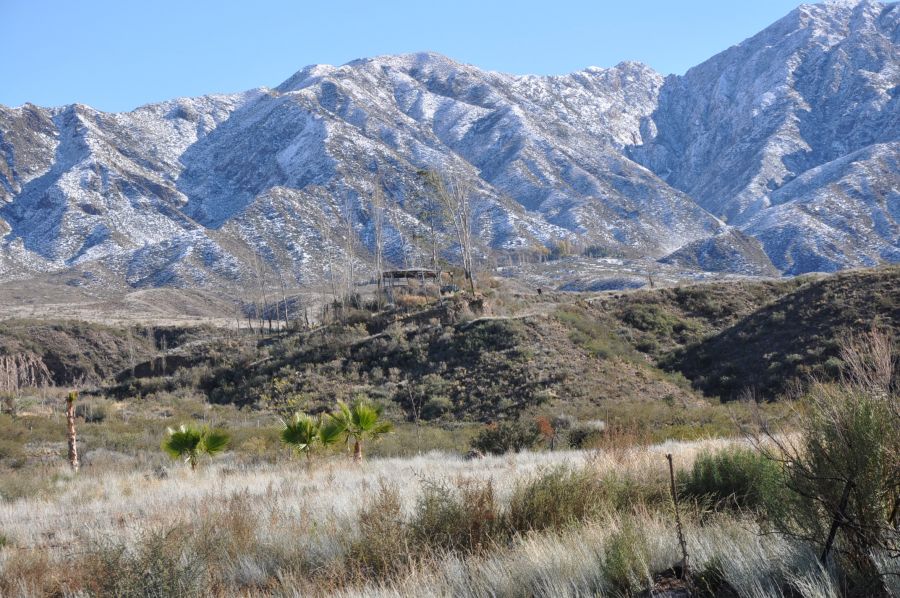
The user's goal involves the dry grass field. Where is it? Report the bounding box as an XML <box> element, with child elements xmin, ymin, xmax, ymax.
<box><xmin>0</xmin><ymin>268</ymin><xmax>897</xmax><ymax>597</ymax></box>
<box><xmin>2</xmin><ymin>438</ymin><xmax>893</xmax><ymax>597</ymax></box>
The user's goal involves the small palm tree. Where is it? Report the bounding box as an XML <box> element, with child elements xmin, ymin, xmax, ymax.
<box><xmin>162</xmin><ymin>424</ymin><xmax>230</xmax><ymax>470</ymax></box>
<box><xmin>280</xmin><ymin>412</ymin><xmax>342</xmax><ymax>460</ymax></box>
<box><xmin>328</xmin><ymin>397</ymin><xmax>393</xmax><ymax>462</ymax></box>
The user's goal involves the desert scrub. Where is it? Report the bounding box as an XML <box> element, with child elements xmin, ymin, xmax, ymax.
<box><xmin>678</xmin><ymin>447</ymin><xmax>784</xmax><ymax>511</ymax></box>
<box><xmin>1</xmin><ymin>439</ymin><xmax>863</xmax><ymax>596</ymax></box>
<box><xmin>74</xmin><ymin>397</ymin><xmax>112</xmax><ymax>423</ymax></box>
<box><xmin>506</xmin><ymin>465</ymin><xmax>606</xmax><ymax>533</ymax></box>
<box><xmin>347</xmin><ymin>483</ymin><xmax>411</xmax><ymax>579</ymax></box>
<box><xmin>410</xmin><ymin>478</ymin><xmax>503</xmax><ymax>553</ymax></box>
<box><xmin>764</xmin><ymin>381</ymin><xmax>900</xmax><ymax>583</ymax></box>
<box><xmin>555</xmin><ymin>306</ymin><xmax>632</xmax><ymax>360</ymax></box>
<box><xmin>470</xmin><ymin>419</ymin><xmax>541</xmax><ymax>454</ymax></box>
<box><xmin>602</xmin><ymin>518</ymin><xmax>651</xmax><ymax>595</ymax></box>
<box><xmin>81</xmin><ymin>526</ymin><xmax>208</xmax><ymax>598</ymax></box>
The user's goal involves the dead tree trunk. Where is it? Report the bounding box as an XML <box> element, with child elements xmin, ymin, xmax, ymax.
<box><xmin>66</xmin><ymin>391</ymin><xmax>80</xmax><ymax>472</ymax></box>
<box><xmin>370</xmin><ymin>181</ymin><xmax>386</xmax><ymax>310</ymax></box>
<box><xmin>278</xmin><ymin>272</ymin><xmax>290</xmax><ymax>330</ymax></box>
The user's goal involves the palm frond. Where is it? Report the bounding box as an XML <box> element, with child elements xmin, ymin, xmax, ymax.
<box><xmin>319</xmin><ymin>418</ymin><xmax>346</xmax><ymax>445</ymax></box>
<box><xmin>202</xmin><ymin>429</ymin><xmax>230</xmax><ymax>455</ymax></box>
<box><xmin>353</xmin><ymin>402</ymin><xmax>380</xmax><ymax>431</ymax></box>
<box><xmin>162</xmin><ymin>424</ymin><xmax>202</xmax><ymax>459</ymax></box>
<box><xmin>162</xmin><ymin>424</ymin><xmax>229</xmax><ymax>464</ymax></box>
<box><xmin>281</xmin><ymin>413</ymin><xmax>318</xmax><ymax>451</ymax></box>
<box><xmin>370</xmin><ymin>420</ymin><xmax>394</xmax><ymax>437</ymax></box>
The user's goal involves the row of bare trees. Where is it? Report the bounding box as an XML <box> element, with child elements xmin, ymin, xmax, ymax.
<box><xmin>238</xmin><ymin>248</ymin><xmax>310</xmax><ymax>334</ymax></box>
<box><xmin>239</xmin><ymin>170</ymin><xmax>481</xmax><ymax>329</ymax></box>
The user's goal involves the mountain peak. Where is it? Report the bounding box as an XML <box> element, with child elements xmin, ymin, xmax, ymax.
<box><xmin>1</xmin><ymin>3</ymin><xmax>897</xmax><ymax>289</ymax></box>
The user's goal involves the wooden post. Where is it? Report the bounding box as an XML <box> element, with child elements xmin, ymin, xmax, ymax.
<box><xmin>66</xmin><ymin>391</ymin><xmax>80</xmax><ymax>472</ymax></box>
<box><xmin>666</xmin><ymin>454</ymin><xmax>690</xmax><ymax>583</ymax></box>
<box><xmin>820</xmin><ymin>478</ymin><xmax>854</xmax><ymax>565</ymax></box>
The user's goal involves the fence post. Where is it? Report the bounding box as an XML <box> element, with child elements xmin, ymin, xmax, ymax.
<box><xmin>820</xmin><ymin>478</ymin><xmax>854</xmax><ymax>565</ymax></box>
<box><xmin>666</xmin><ymin>453</ymin><xmax>690</xmax><ymax>585</ymax></box>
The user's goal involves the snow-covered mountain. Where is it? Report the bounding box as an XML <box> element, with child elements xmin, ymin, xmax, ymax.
<box><xmin>0</xmin><ymin>0</ymin><xmax>897</xmax><ymax>288</ymax></box>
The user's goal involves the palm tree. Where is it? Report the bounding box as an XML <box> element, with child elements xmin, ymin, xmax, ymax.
<box><xmin>162</xmin><ymin>424</ymin><xmax>230</xmax><ymax>470</ymax></box>
<box><xmin>328</xmin><ymin>397</ymin><xmax>393</xmax><ymax>462</ymax></box>
<box><xmin>280</xmin><ymin>412</ymin><xmax>342</xmax><ymax>460</ymax></box>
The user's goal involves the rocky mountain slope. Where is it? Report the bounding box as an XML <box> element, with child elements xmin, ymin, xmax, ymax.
<box><xmin>0</xmin><ymin>0</ymin><xmax>897</xmax><ymax>289</ymax></box>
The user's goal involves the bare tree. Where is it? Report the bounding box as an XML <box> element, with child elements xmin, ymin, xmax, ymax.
<box><xmin>415</xmin><ymin>169</ymin><xmax>448</xmax><ymax>273</ymax></box>
<box><xmin>341</xmin><ymin>193</ymin><xmax>356</xmax><ymax>307</ymax></box>
<box><xmin>278</xmin><ymin>269</ymin><xmax>290</xmax><ymax>330</ymax></box>
<box><xmin>369</xmin><ymin>180</ymin><xmax>387</xmax><ymax>309</ymax></box>
<box><xmin>251</xmin><ymin>250</ymin><xmax>267</xmax><ymax>333</ymax></box>
<box><xmin>159</xmin><ymin>335</ymin><xmax>167</xmax><ymax>374</ymax></box>
<box><xmin>423</xmin><ymin>171</ymin><xmax>477</xmax><ymax>294</ymax></box>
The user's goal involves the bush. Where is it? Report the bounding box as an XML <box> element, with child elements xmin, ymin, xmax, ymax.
<box><xmin>83</xmin><ymin>527</ymin><xmax>207</xmax><ymax>597</ymax></box>
<box><xmin>758</xmin><ymin>329</ymin><xmax>899</xmax><ymax>586</ymax></box>
<box><xmin>75</xmin><ymin>398</ymin><xmax>110</xmax><ymax>423</ymax></box>
<box><xmin>348</xmin><ymin>483</ymin><xmax>409</xmax><ymax>578</ymax></box>
<box><xmin>602</xmin><ymin>519</ymin><xmax>650</xmax><ymax>594</ymax></box>
<box><xmin>410</xmin><ymin>479</ymin><xmax>502</xmax><ymax>552</ymax></box>
<box><xmin>396</xmin><ymin>294</ymin><xmax>429</xmax><ymax>310</ymax></box>
<box><xmin>470</xmin><ymin>420</ymin><xmax>541</xmax><ymax>454</ymax></box>
<box><xmin>422</xmin><ymin>395</ymin><xmax>453</xmax><ymax>420</ymax></box>
<box><xmin>679</xmin><ymin>448</ymin><xmax>784</xmax><ymax>511</ymax></box>
<box><xmin>506</xmin><ymin>466</ymin><xmax>603</xmax><ymax>533</ymax></box>
<box><xmin>567</xmin><ymin>420</ymin><xmax>607</xmax><ymax>449</ymax></box>
<box><xmin>766</xmin><ymin>382</ymin><xmax>899</xmax><ymax>578</ymax></box>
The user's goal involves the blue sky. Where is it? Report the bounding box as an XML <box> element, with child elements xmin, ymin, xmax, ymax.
<box><xmin>3</xmin><ymin>0</ymin><xmax>809</xmax><ymax>112</ymax></box>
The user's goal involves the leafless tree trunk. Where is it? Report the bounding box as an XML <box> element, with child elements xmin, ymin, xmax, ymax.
<box><xmin>404</xmin><ymin>383</ymin><xmax>425</xmax><ymax>452</ymax></box>
<box><xmin>278</xmin><ymin>270</ymin><xmax>290</xmax><ymax>330</ymax></box>
<box><xmin>342</xmin><ymin>194</ymin><xmax>356</xmax><ymax>308</ymax></box>
<box><xmin>251</xmin><ymin>251</ymin><xmax>265</xmax><ymax>333</ymax></box>
<box><xmin>66</xmin><ymin>391</ymin><xmax>79</xmax><ymax>472</ymax></box>
<box><xmin>430</xmin><ymin>173</ymin><xmax>477</xmax><ymax>294</ymax></box>
<box><xmin>146</xmin><ymin>326</ymin><xmax>156</xmax><ymax>373</ymax></box>
<box><xmin>369</xmin><ymin>181</ymin><xmax>387</xmax><ymax>310</ymax></box>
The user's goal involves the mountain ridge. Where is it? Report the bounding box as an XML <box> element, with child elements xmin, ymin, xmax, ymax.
<box><xmin>1</xmin><ymin>0</ymin><xmax>897</xmax><ymax>290</ymax></box>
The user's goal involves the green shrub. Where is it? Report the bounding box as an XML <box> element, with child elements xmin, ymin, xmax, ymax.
<box><xmin>347</xmin><ymin>483</ymin><xmax>409</xmax><ymax>578</ymax></box>
<box><xmin>601</xmin><ymin>471</ymin><xmax>669</xmax><ymax>510</ymax></box>
<box><xmin>75</xmin><ymin>399</ymin><xmax>110</xmax><ymax>423</ymax></box>
<box><xmin>602</xmin><ymin>519</ymin><xmax>650</xmax><ymax>595</ymax></box>
<box><xmin>678</xmin><ymin>448</ymin><xmax>784</xmax><ymax>511</ymax></box>
<box><xmin>470</xmin><ymin>420</ymin><xmax>541</xmax><ymax>454</ymax></box>
<box><xmin>506</xmin><ymin>466</ymin><xmax>603</xmax><ymax>533</ymax></box>
<box><xmin>567</xmin><ymin>420</ymin><xmax>606</xmax><ymax>449</ymax></box>
<box><xmin>422</xmin><ymin>395</ymin><xmax>453</xmax><ymax>420</ymax></box>
<box><xmin>410</xmin><ymin>479</ymin><xmax>502</xmax><ymax>552</ymax></box>
<box><xmin>83</xmin><ymin>527</ymin><xmax>207</xmax><ymax>598</ymax></box>
<box><xmin>770</xmin><ymin>380</ymin><xmax>899</xmax><ymax>580</ymax></box>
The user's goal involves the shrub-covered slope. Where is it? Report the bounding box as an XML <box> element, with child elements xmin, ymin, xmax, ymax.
<box><xmin>666</xmin><ymin>266</ymin><xmax>899</xmax><ymax>399</ymax></box>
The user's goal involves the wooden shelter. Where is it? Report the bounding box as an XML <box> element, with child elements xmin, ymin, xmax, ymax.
<box><xmin>381</xmin><ymin>268</ymin><xmax>439</xmax><ymax>287</ymax></box>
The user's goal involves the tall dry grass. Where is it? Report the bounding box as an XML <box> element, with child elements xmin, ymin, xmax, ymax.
<box><xmin>0</xmin><ymin>438</ymin><xmax>884</xmax><ymax>597</ymax></box>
